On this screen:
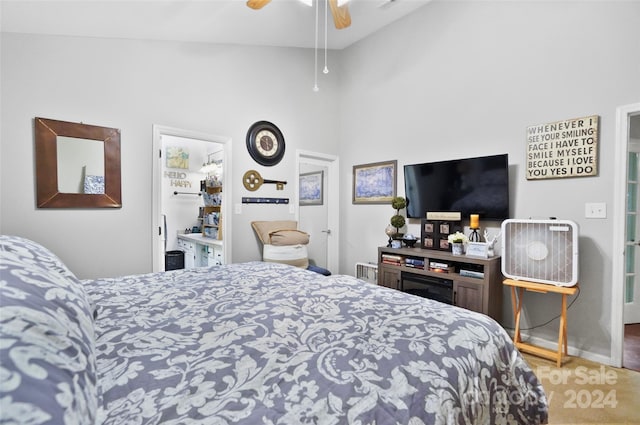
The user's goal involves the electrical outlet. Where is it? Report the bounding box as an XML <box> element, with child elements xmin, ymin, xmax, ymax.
<box><xmin>585</xmin><ymin>202</ymin><xmax>606</xmax><ymax>219</ymax></box>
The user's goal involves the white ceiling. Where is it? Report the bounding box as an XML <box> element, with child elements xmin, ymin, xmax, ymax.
<box><xmin>0</xmin><ymin>0</ymin><xmax>432</xmax><ymax>50</ymax></box>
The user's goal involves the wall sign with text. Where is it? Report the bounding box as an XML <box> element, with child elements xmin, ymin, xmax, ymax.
<box><xmin>526</xmin><ymin>115</ymin><xmax>599</xmax><ymax>180</ymax></box>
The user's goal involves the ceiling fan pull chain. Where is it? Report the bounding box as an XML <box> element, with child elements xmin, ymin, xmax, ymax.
<box><xmin>323</xmin><ymin>0</ymin><xmax>329</xmax><ymax>74</ymax></box>
<box><xmin>313</xmin><ymin>0</ymin><xmax>319</xmax><ymax>92</ymax></box>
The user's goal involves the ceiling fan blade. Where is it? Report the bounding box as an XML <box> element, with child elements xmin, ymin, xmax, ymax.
<box><xmin>328</xmin><ymin>0</ymin><xmax>351</xmax><ymax>29</ymax></box>
<box><xmin>247</xmin><ymin>0</ymin><xmax>272</xmax><ymax>10</ymax></box>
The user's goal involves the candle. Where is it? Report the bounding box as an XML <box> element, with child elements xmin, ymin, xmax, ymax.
<box><xmin>470</xmin><ymin>214</ymin><xmax>479</xmax><ymax>229</ymax></box>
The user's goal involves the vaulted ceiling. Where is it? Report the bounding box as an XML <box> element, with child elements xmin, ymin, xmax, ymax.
<box><xmin>1</xmin><ymin>0</ymin><xmax>432</xmax><ymax>50</ymax></box>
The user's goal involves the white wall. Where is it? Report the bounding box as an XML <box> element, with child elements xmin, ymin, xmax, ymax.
<box><xmin>0</xmin><ymin>34</ymin><xmax>339</xmax><ymax>278</ymax></box>
<box><xmin>336</xmin><ymin>1</ymin><xmax>640</xmax><ymax>361</ymax></box>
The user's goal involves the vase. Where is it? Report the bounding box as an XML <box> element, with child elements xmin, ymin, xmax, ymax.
<box><xmin>451</xmin><ymin>242</ymin><xmax>464</xmax><ymax>256</ymax></box>
<box><xmin>385</xmin><ymin>225</ymin><xmax>397</xmax><ymax>247</ymax></box>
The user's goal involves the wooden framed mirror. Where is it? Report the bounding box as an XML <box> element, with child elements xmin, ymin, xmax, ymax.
<box><xmin>35</xmin><ymin>117</ymin><xmax>122</xmax><ymax>208</ymax></box>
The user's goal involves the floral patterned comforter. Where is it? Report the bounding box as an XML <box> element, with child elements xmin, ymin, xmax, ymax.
<box><xmin>86</xmin><ymin>261</ymin><xmax>548</xmax><ymax>425</ymax></box>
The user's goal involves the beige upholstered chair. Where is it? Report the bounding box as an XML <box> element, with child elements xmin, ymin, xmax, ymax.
<box><xmin>251</xmin><ymin>221</ymin><xmax>330</xmax><ymax>275</ymax></box>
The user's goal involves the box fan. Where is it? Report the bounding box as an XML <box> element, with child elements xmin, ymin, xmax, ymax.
<box><xmin>501</xmin><ymin>219</ymin><xmax>579</xmax><ymax>287</ymax></box>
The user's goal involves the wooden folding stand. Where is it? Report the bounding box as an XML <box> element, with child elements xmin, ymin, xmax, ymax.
<box><xmin>503</xmin><ymin>278</ymin><xmax>579</xmax><ymax>367</ymax></box>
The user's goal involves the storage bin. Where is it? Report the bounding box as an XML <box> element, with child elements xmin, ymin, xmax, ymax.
<box><xmin>165</xmin><ymin>250</ymin><xmax>185</xmax><ymax>271</ymax></box>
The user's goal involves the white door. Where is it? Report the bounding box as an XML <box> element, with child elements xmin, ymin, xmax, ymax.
<box><xmin>299</xmin><ymin>163</ymin><xmax>329</xmax><ymax>268</ymax></box>
<box><xmin>296</xmin><ymin>150</ymin><xmax>339</xmax><ymax>274</ymax></box>
<box><xmin>624</xmin><ymin>116</ymin><xmax>640</xmax><ymax>324</ymax></box>
<box><xmin>612</xmin><ymin>103</ymin><xmax>640</xmax><ymax>367</ymax></box>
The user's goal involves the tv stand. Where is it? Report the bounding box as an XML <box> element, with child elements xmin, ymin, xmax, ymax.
<box><xmin>378</xmin><ymin>246</ymin><xmax>502</xmax><ymax>322</ymax></box>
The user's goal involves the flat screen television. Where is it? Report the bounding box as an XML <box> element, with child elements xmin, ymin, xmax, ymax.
<box><xmin>404</xmin><ymin>153</ymin><xmax>509</xmax><ymax>220</ymax></box>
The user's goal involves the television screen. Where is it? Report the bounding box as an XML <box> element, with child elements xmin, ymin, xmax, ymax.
<box><xmin>404</xmin><ymin>154</ymin><xmax>509</xmax><ymax>220</ymax></box>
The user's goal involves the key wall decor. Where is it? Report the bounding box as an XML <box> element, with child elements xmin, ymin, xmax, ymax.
<box><xmin>242</xmin><ymin>170</ymin><xmax>287</xmax><ymax>191</ymax></box>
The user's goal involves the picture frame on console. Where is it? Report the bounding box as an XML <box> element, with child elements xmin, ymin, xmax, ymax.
<box><xmin>466</xmin><ymin>242</ymin><xmax>489</xmax><ymax>258</ymax></box>
<box><xmin>421</xmin><ymin>217</ymin><xmax>462</xmax><ymax>252</ymax></box>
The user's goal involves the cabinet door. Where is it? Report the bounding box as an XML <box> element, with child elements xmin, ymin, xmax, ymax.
<box><xmin>196</xmin><ymin>245</ymin><xmax>209</xmax><ymax>267</ymax></box>
<box><xmin>184</xmin><ymin>243</ymin><xmax>196</xmax><ymax>269</ymax></box>
<box><xmin>379</xmin><ymin>266</ymin><xmax>400</xmax><ymax>290</ymax></box>
<box><xmin>454</xmin><ymin>281</ymin><xmax>484</xmax><ymax>313</ymax></box>
<box><xmin>208</xmin><ymin>245</ymin><xmax>223</xmax><ymax>266</ymax></box>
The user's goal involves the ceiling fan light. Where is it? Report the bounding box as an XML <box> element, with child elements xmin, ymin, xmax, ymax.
<box><xmin>337</xmin><ymin>0</ymin><xmax>351</xmax><ymax>6</ymax></box>
<box><xmin>298</xmin><ymin>0</ymin><xmax>313</xmax><ymax>6</ymax></box>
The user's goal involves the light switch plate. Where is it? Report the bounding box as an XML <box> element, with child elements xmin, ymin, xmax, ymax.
<box><xmin>234</xmin><ymin>203</ymin><xmax>242</xmax><ymax>214</ymax></box>
<box><xmin>585</xmin><ymin>202</ymin><xmax>606</xmax><ymax>218</ymax></box>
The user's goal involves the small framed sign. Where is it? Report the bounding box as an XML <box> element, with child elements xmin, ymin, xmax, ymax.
<box><xmin>526</xmin><ymin>115</ymin><xmax>599</xmax><ymax>180</ymax></box>
<box><xmin>466</xmin><ymin>242</ymin><xmax>489</xmax><ymax>258</ymax></box>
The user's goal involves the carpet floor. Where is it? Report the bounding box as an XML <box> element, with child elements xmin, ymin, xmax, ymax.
<box><xmin>523</xmin><ymin>353</ymin><xmax>640</xmax><ymax>424</ymax></box>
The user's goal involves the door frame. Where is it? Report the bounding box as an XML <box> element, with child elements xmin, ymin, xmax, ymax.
<box><xmin>611</xmin><ymin>102</ymin><xmax>640</xmax><ymax>367</ymax></box>
<box><xmin>151</xmin><ymin>125</ymin><xmax>233</xmax><ymax>272</ymax></box>
<box><xmin>295</xmin><ymin>150</ymin><xmax>340</xmax><ymax>273</ymax></box>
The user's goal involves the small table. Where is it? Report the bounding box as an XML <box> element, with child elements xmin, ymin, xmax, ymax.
<box><xmin>503</xmin><ymin>278</ymin><xmax>579</xmax><ymax>367</ymax></box>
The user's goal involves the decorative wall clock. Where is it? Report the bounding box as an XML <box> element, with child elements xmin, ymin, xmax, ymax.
<box><xmin>246</xmin><ymin>121</ymin><xmax>285</xmax><ymax>167</ymax></box>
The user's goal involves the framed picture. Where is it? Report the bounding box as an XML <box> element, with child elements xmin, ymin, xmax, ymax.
<box><xmin>352</xmin><ymin>160</ymin><xmax>397</xmax><ymax>204</ymax></box>
<box><xmin>421</xmin><ymin>218</ymin><xmax>462</xmax><ymax>251</ymax></box>
<box><xmin>166</xmin><ymin>146</ymin><xmax>189</xmax><ymax>169</ymax></box>
<box><xmin>466</xmin><ymin>242</ymin><xmax>489</xmax><ymax>258</ymax></box>
<box><xmin>299</xmin><ymin>171</ymin><xmax>323</xmax><ymax>206</ymax></box>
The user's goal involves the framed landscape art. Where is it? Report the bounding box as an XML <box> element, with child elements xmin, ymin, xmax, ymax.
<box><xmin>352</xmin><ymin>160</ymin><xmax>397</xmax><ymax>204</ymax></box>
<box><xmin>299</xmin><ymin>171</ymin><xmax>324</xmax><ymax>206</ymax></box>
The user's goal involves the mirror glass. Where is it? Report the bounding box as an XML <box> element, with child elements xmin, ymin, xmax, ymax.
<box><xmin>35</xmin><ymin>117</ymin><xmax>121</xmax><ymax>208</ymax></box>
<box><xmin>56</xmin><ymin>136</ymin><xmax>105</xmax><ymax>194</ymax></box>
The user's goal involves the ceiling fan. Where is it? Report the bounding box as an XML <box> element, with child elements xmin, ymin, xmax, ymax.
<box><xmin>246</xmin><ymin>0</ymin><xmax>352</xmax><ymax>29</ymax></box>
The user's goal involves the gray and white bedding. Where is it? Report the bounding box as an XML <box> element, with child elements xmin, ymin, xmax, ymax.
<box><xmin>1</xmin><ymin>235</ymin><xmax>548</xmax><ymax>424</ymax></box>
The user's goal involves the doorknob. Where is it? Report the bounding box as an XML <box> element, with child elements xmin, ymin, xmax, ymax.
<box><xmin>322</xmin><ymin>229</ymin><xmax>332</xmax><ymax>235</ymax></box>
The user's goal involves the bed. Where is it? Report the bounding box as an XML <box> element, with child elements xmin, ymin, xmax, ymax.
<box><xmin>0</xmin><ymin>235</ymin><xmax>548</xmax><ymax>424</ymax></box>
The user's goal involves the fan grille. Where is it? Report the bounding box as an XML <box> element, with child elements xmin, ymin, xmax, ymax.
<box><xmin>502</xmin><ymin>220</ymin><xmax>578</xmax><ymax>286</ymax></box>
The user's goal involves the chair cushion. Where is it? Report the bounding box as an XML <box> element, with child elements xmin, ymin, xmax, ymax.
<box><xmin>269</xmin><ymin>229</ymin><xmax>310</xmax><ymax>246</ymax></box>
<box><xmin>251</xmin><ymin>220</ymin><xmax>298</xmax><ymax>244</ymax></box>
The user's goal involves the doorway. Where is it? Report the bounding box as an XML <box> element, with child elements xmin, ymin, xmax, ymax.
<box><xmin>612</xmin><ymin>103</ymin><xmax>640</xmax><ymax>369</ymax></box>
<box><xmin>295</xmin><ymin>150</ymin><xmax>339</xmax><ymax>274</ymax></box>
<box><xmin>152</xmin><ymin>125</ymin><xmax>232</xmax><ymax>272</ymax></box>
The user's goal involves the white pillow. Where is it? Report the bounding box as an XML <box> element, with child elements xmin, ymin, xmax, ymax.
<box><xmin>263</xmin><ymin>244</ymin><xmax>309</xmax><ymax>268</ymax></box>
